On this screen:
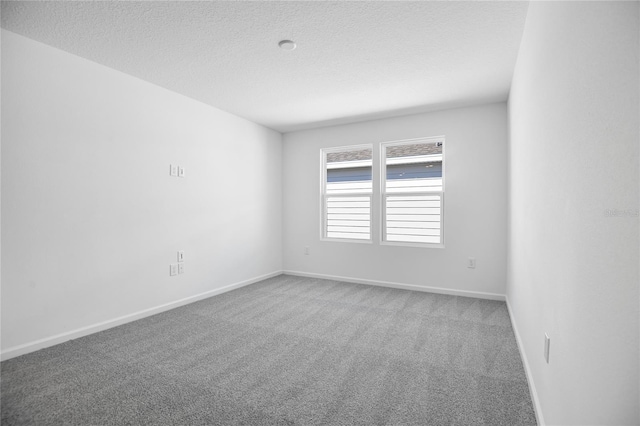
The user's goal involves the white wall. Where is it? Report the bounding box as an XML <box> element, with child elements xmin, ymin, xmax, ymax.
<box><xmin>507</xmin><ymin>2</ymin><xmax>639</xmax><ymax>425</ymax></box>
<box><xmin>283</xmin><ymin>103</ymin><xmax>508</xmax><ymax>298</ymax></box>
<box><xmin>1</xmin><ymin>30</ymin><xmax>283</xmax><ymax>357</ymax></box>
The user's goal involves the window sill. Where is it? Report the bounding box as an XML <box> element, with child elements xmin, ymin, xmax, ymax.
<box><xmin>320</xmin><ymin>237</ymin><xmax>373</xmax><ymax>245</ymax></box>
<box><xmin>380</xmin><ymin>241</ymin><xmax>445</xmax><ymax>249</ymax></box>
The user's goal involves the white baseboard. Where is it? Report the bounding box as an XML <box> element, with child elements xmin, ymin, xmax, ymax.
<box><xmin>506</xmin><ymin>297</ymin><xmax>545</xmax><ymax>426</ymax></box>
<box><xmin>1</xmin><ymin>270</ymin><xmax>283</xmax><ymax>361</ymax></box>
<box><xmin>283</xmin><ymin>270</ymin><xmax>505</xmax><ymax>301</ymax></box>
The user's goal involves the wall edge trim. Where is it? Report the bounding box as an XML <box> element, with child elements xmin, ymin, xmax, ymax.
<box><xmin>283</xmin><ymin>270</ymin><xmax>506</xmax><ymax>301</ymax></box>
<box><xmin>506</xmin><ymin>296</ymin><xmax>546</xmax><ymax>426</ymax></box>
<box><xmin>0</xmin><ymin>270</ymin><xmax>284</xmax><ymax>361</ymax></box>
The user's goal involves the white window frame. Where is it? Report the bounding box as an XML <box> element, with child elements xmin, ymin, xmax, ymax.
<box><xmin>380</xmin><ymin>136</ymin><xmax>445</xmax><ymax>248</ymax></box>
<box><xmin>320</xmin><ymin>144</ymin><xmax>373</xmax><ymax>243</ymax></box>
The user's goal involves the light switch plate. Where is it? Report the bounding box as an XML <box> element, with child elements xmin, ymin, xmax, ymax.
<box><xmin>178</xmin><ymin>263</ymin><xmax>185</xmax><ymax>274</ymax></box>
<box><xmin>178</xmin><ymin>251</ymin><xmax>184</xmax><ymax>262</ymax></box>
<box><xmin>178</xmin><ymin>167</ymin><xmax>185</xmax><ymax>177</ymax></box>
<box><xmin>170</xmin><ymin>164</ymin><xmax>178</xmax><ymax>177</ymax></box>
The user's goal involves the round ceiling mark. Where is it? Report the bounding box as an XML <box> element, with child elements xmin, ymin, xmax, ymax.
<box><xmin>278</xmin><ymin>40</ymin><xmax>296</xmax><ymax>51</ymax></box>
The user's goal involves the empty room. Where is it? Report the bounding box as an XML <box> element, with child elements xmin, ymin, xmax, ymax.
<box><xmin>1</xmin><ymin>1</ymin><xmax>638</xmax><ymax>425</ymax></box>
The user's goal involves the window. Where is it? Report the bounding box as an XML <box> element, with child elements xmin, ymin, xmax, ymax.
<box><xmin>321</xmin><ymin>145</ymin><xmax>372</xmax><ymax>241</ymax></box>
<box><xmin>320</xmin><ymin>137</ymin><xmax>444</xmax><ymax>247</ymax></box>
<box><xmin>381</xmin><ymin>137</ymin><xmax>444</xmax><ymax>245</ymax></box>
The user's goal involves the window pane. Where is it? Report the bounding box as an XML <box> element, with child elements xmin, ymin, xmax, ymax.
<box><xmin>327</xmin><ymin>148</ymin><xmax>372</xmax><ymax>195</ymax></box>
<box><xmin>326</xmin><ymin>195</ymin><xmax>371</xmax><ymax>240</ymax></box>
<box><xmin>385</xmin><ymin>143</ymin><xmax>442</xmax><ymax>193</ymax></box>
<box><xmin>323</xmin><ymin>146</ymin><xmax>373</xmax><ymax>241</ymax></box>
<box><xmin>383</xmin><ymin>139</ymin><xmax>444</xmax><ymax>245</ymax></box>
<box><xmin>385</xmin><ymin>193</ymin><xmax>442</xmax><ymax>244</ymax></box>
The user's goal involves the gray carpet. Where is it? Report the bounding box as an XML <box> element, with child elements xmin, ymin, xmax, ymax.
<box><xmin>1</xmin><ymin>275</ymin><xmax>537</xmax><ymax>425</ymax></box>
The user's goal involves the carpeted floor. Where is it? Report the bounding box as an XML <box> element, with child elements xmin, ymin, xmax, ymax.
<box><xmin>1</xmin><ymin>275</ymin><xmax>537</xmax><ymax>425</ymax></box>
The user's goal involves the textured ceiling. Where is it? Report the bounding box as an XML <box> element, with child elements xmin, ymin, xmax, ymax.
<box><xmin>1</xmin><ymin>1</ymin><xmax>529</xmax><ymax>133</ymax></box>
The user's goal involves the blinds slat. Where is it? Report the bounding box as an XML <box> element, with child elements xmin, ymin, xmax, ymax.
<box><xmin>387</xmin><ymin>234</ymin><xmax>441</xmax><ymax>244</ymax></box>
<box><xmin>384</xmin><ymin>193</ymin><xmax>442</xmax><ymax>244</ymax></box>
<box><xmin>327</xmin><ymin>232</ymin><xmax>371</xmax><ymax>240</ymax></box>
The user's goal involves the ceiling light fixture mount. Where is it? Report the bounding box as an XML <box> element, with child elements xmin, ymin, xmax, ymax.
<box><xmin>278</xmin><ymin>40</ymin><xmax>297</xmax><ymax>51</ymax></box>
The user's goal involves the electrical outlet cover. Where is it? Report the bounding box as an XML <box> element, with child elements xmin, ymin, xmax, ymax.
<box><xmin>178</xmin><ymin>263</ymin><xmax>185</xmax><ymax>274</ymax></box>
<box><xmin>170</xmin><ymin>164</ymin><xmax>178</xmax><ymax>177</ymax></box>
<box><xmin>170</xmin><ymin>264</ymin><xmax>178</xmax><ymax>276</ymax></box>
<box><xmin>544</xmin><ymin>333</ymin><xmax>551</xmax><ymax>363</ymax></box>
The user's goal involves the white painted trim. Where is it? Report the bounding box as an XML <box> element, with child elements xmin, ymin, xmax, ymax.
<box><xmin>283</xmin><ymin>270</ymin><xmax>505</xmax><ymax>301</ymax></box>
<box><xmin>0</xmin><ymin>270</ymin><xmax>283</xmax><ymax>361</ymax></box>
<box><xmin>506</xmin><ymin>297</ymin><xmax>545</xmax><ymax>426</ymax></box>
<box><xmin>327</xmin><ymin>159</ymin><xmax>372</xmax><ymax>169</ymax></box>
<box><xmin>319</xmin><ymin>237</ymin><xmax>373</xmax><ymax>245</ymax></box>
<box><xmin>386</xmin><ymin>154</ymin><xmax>442</xmax><ymax>165</ymax></box>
